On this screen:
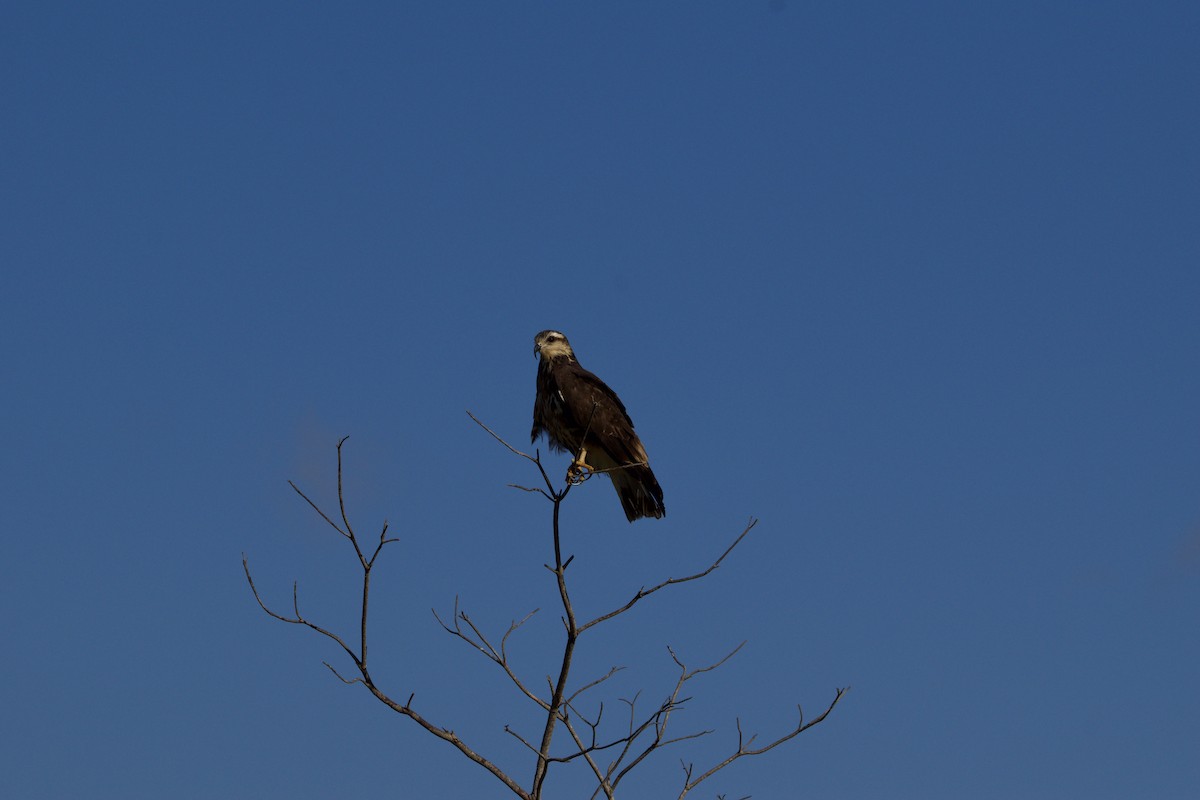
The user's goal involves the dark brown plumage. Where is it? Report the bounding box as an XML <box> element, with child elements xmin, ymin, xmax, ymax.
<box><xmin>531</xmin><ymin>330</ymin><xmax>665</xmax><ymax>522</ymax></box>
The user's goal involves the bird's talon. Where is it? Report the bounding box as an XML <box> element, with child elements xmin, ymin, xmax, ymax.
<box><xmin>566</xmin><ymin>463</ymin><xmax>593</xmax><ymax>485</ymax></box>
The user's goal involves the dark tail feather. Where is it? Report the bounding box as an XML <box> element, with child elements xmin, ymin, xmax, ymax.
<box><xmin>610</xmin><ymin>465</ymin><xmax>665</xmax><ymax>522</ymax></box>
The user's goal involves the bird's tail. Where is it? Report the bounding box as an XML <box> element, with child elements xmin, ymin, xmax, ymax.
<box><xmin>609</xmin><ymin>464</ymin><xmax>665</xmax><ymax>522</ymax></box>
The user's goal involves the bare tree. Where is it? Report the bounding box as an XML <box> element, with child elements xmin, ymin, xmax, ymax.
<box><xmin>244</xmin><ymin>423</ymin><xmax>845</xmax><ymax>799</ymax></box>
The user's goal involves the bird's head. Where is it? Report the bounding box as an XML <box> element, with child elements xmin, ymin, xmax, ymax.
<box><xmin>534</xmin><ymin>330</ymin><xmax>575</xmax><ymax>362</ymax></box>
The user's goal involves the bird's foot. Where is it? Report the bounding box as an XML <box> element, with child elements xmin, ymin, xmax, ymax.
<box><xmin>566</xmin><ymin>462</ymin><xmax>594</xmax><ymax>485</ymax></box>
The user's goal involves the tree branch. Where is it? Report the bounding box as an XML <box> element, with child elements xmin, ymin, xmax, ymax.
<box><xmin>246</xmin><ymin>441</ymin><xmax>532</xmax><ymax>800</ymax></box>
<box><xmin>433</xmin><ymin>599</ymin><xmax>550</xmax><ymax>712</ymax></box>
<box><xmin>677</xmin><ymin>687</ymin><xmax>850</xmax><ymax>799</ymax></box>
<box><xmin>580</xmin><ymin>519</ymin><xmax>756</xmax><ymax>634</ymax></box>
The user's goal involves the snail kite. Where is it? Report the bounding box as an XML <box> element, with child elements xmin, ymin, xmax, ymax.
<box><xmin>531</xmin><ymin>330</ymin><xmax>665</xmax><ymax>522</ymax></box>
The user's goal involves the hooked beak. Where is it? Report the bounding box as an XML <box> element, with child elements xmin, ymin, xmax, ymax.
<box><xmin>533</xmin><ymin>342</ymin><xmax>542</xmax><ymax>358</ymax></box>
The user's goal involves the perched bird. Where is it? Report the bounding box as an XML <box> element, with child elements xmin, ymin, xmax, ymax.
<box><xmin>531</xmin><ymin>330</ymin><xmax>665</xmax><ymax>522</ymax></box>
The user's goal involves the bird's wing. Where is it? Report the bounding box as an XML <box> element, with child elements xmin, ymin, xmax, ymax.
<box><xmin>555</xmin><ymin>363</ymin><xmax>648</xmax><ymax>466</ymax></box>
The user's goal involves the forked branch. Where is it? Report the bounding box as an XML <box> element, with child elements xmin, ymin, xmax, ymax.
<box><xmin>678</xmin><ymin>686</ymin><xmax>849</xmax><ymax>799</ymax></box>
<box><xmin>244</xmin><ymin>439</ymin><xmax>531</xmax><ymax>800</ymax></box>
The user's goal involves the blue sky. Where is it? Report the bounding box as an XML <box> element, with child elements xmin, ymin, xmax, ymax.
<box><xmin>3</xmin><ymin>2</ymin><xmax>1198</xmax><ymax>798</ymax></box>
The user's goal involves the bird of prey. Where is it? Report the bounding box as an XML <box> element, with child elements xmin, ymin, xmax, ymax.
<box><xmin>531</xmin><ymin>330</ymin><xmax>665</xmax><ymax>522</ymax></box>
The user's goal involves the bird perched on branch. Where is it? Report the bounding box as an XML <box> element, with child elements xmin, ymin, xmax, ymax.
<box><xmin>531</xmin><ymin>330</ymin><xmax>666</xmax><ymax>522</ymax></box>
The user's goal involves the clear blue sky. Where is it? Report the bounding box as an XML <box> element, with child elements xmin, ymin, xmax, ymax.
<box><xmin>3</xmin><ymin>2</ymin><xmax>1197</xmax><ymax>798</ymax></box>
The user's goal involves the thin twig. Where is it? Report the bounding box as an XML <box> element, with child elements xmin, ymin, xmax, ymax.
<box><xmin>677</xmin><ymin>687</ymin><xmax>850</xmax><ymax>799</ymax></box>
<box><xmin>467</xmin><ymin>410</ymin><xmax>538</xmax><ymax>462</ymax></box>
<box><xmin>287</xmin><ymin>481</ymin><xmax>349</xmax><ymax>539</ymax></box>
<box><xmin>580</xmin><ymin>519</ymin><xmax>757</xmax><ymax>634</ymax></box>
<box><xmin>467</xmin><ymin>410</ymin><xmax>565</xmax><ymax>500</ymax></box>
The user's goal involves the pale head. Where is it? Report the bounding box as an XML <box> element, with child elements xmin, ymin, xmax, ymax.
<box><xmin>534</xmin><ymin>329</ymin><xmax>575</xmax><ymax>361</ymax></box>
